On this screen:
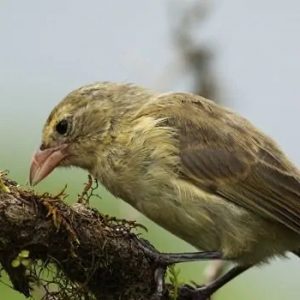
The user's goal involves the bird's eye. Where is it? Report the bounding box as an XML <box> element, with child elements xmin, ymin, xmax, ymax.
<box><xmin>56</xmin><ymin>119</ymin><xmax>69</xmax><ymax>135</ymax></box>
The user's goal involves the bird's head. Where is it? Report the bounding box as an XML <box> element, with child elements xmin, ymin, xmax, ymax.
<box><xmin>29</xmin><ymin>82</ymin><xmax>153</xmax><ymax>185</ymax></box>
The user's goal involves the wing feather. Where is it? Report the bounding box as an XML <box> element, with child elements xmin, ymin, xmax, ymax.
<box><xmin>151</xmin><ymin>92</ymin><xmax>300</xmax><ymax>234</ymax></box>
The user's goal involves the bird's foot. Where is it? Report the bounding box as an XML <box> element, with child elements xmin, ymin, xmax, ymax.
<box><xmin>179</xmin><ymin>284</ymin><xmax>212</xmax><ymax>300</ymax></box>
<box><xmin>133</xmin><ymin>236</ymin><xmax>223</xmax><ymax>299</ymax></box>
<box><xmin>133</xmin><ymin>236</ymin><xmax>223</xmax><ymax>265</ymax></box>
<box><xmin>179</xmin><ymin>265</ymin><xmax>250</xmax><ymax>300</ymax></box>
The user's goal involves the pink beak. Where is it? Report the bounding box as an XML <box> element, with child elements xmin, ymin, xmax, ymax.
<box><xmin>29</xmin><ymin>144</ymin><xmax>69</xmax><ymax>186</ymax></box>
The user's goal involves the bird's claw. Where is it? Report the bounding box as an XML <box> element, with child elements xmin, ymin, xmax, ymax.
<box><xmin>133</xmin><ymin>236</ymin><xmax>222</xmax><ymax>299</ymax></box>
<box><xmin>133</xmin><ymin>236</ymin><xmax>167</xmax><ymax>265</ymax></box>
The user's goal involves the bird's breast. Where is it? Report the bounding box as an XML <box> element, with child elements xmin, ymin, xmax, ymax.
<box><xmin>92</xmin><ymin>117</ymin><xmax>300</xmax><ymax>264</ymax></box>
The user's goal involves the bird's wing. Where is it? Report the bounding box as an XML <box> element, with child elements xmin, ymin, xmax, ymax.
<box><xmin>151</xmin><ymin>92</ymin><xmax>300</xmax><ymax>234</ymax></box>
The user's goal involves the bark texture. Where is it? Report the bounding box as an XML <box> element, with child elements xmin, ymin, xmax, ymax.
<box><xmin>0</xmin><ymin>175</ymin><xmax>183</xmax><ymax>300</ymax></box>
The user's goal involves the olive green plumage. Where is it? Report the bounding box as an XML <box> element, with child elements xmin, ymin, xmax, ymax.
<box><xmin>34</xmin><ymin>82</ymin><xmax>300</xmax><ymax>266</ymax></box>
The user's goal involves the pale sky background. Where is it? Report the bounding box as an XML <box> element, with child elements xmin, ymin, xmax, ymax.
<box><xmin>1</xmin><ymin>1</ymin><xmax>300</xmax><ymax>299</ymax></box>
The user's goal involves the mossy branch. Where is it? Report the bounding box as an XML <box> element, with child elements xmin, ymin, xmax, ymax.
<box><xmin>0</xmin><ymin>173</ymin><xmax>187</xmax><ymax>300</ymax></box>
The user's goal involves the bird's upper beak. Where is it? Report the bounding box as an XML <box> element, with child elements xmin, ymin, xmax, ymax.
<box><xmin>29</xmin><ymin>144</ymin><xmax>69</xmax><ymax>186</ymax></box>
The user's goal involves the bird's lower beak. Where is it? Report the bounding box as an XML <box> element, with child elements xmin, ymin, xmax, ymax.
<box><xmin>29</xmin><ymin>144</ymin><xmax>69</xmax><ymax>186</ymax></box>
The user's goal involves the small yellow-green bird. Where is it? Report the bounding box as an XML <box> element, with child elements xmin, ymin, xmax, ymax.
<box><xmin>30</xmin><ymin>82</ymin><xmax>300</xmax><ymax>299</ymax></box>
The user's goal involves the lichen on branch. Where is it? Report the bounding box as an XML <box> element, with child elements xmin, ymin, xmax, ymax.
<box><xmin>0</xmin><ymin>173</ymin><xmax>166</xmax><ymax>300</ymax></box>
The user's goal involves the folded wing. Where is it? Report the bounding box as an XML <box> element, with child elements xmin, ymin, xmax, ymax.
<box><xmin>154</xmin><ymin>93</ymin><xmax>300</xmax><ymax>234</ymax></box>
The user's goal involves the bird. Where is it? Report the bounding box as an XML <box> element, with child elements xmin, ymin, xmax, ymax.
<box><xmin>30</xmin><ymin>82</ymin><xmax>300</xmax><ymax>299</ymax></box>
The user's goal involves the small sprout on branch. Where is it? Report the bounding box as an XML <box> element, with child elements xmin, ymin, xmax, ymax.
<box><xmin>167</xmin><ymin>265</ymin><xmax>182</xmax><ymax>300</ymax></box>
<box><xmin>11</xmin><ymin>249</ymin><xmax>31</xmax><ymax>269</ymax></box>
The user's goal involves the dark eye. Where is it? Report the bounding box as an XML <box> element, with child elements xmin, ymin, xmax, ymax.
<box><xmin>56</xmin><ymin>119</ymin><xmax>69</xmax><ymax>135</ymax></box>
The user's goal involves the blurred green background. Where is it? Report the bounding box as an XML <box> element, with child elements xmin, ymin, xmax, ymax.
<box><xmin>1</xmin><ymin>0</ymin><xmax>300</xmax><ymax>299</ymax></box>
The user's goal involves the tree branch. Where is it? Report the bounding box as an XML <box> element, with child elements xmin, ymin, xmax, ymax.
<box><xmin>0</xmin><ymin>173</ymin><xmax>182</xmax><ymax>299</ymax></box>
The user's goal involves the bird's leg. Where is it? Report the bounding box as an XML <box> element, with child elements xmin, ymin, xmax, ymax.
<box><xmin>134</xmin><ymin>236</ymin><xmax>224</xmax><ymax>265</ymax></box>
<box><xmin>179</xmin><ymin>265</ymin><xmax>250</xmax><ymax>300</ymax></box>
<box><xmin>133</xmin><ymin>236</ymin><xmax>225</xmax><ymax>299</ymax></box>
